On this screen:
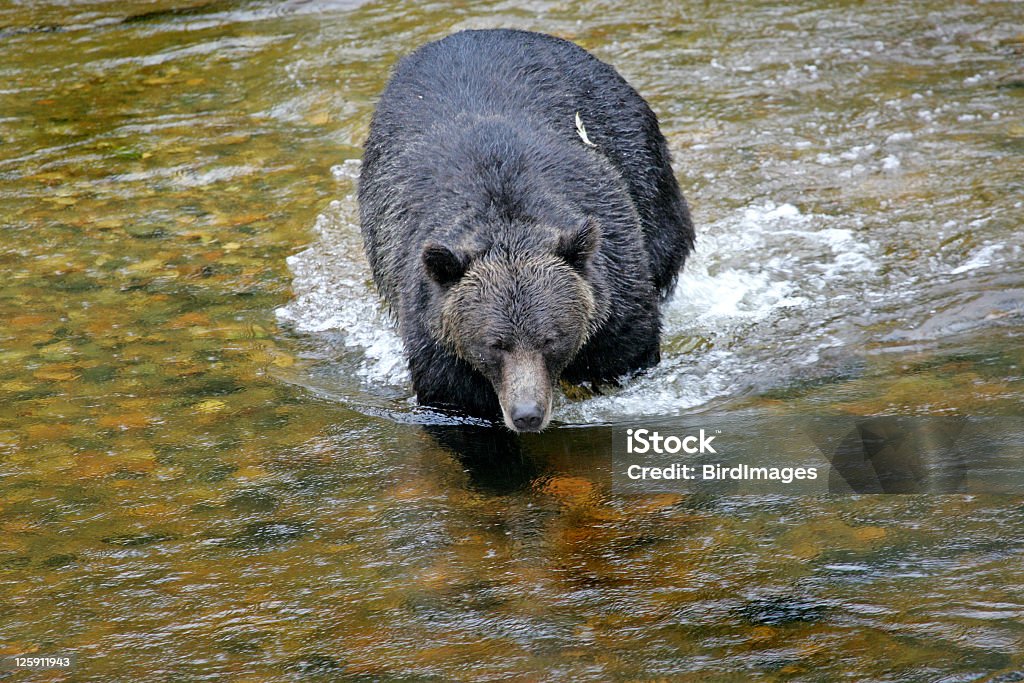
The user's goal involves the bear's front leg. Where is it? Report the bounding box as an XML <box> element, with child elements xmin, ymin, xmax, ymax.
<box><xmin>406</xmin><ymin>336</ymin><xmax>502</xmax><ymax>421</ymax></box>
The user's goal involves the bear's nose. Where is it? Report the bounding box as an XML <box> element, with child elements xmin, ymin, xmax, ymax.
<box><xmin>511</xmin><ymin>401</ymin><xmax>544</xmax><ymax>432</ymax></box>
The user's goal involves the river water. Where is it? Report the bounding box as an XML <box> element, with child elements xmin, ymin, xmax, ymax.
<box><xmin>1</xmin><ymin>1</ymin><xmax>1022</xmax><ymax>680</ymax></box>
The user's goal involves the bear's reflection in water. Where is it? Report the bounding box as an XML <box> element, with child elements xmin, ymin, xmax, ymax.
<box><xmin>424</xmin><ymin>422</ymin><xmax>612</xmax><ymax>495</ymax></box>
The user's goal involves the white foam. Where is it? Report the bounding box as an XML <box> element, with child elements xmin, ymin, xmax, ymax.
<box><xmin>885</xmin><ymin>132</ymin><xmax>913</xmax><ymax>144</ymax></box>
<box><xmin>331</xmin><ymin>159</ymin><xmax>362</xmax><ymax>180</ymax></box>
<box><xmin>279</xmin><ymin>197</ymin><xmax>884</xmax><ymax>421</ymax></box>
<box><xmin>275</xmin><ymin>197</ymin><xmax>409</xmax><ymax>387</ymax></box>
<box><xmin>663</xmin><ymin>204</ymin><xmax>819</xmax><ymax>329</ymax></box>
<box><xmin>950</xmin><ymin>243</ymin><xmax>1005</xmax><ymax>275</ymax></box>
<box><xmin>559</xmin><ymin>201</ymin><xmax>880</xmax><ymax>421</ymax></box>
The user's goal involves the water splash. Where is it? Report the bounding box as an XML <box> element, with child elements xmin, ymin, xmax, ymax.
<box><xmin>275</xmin><ymin>194</ymin><xmax>409</xmax><ymax>388</ymax></box>
<box><xmin>278</xmin><ymin>193</ymin><xmax>889</xmax><ymax>421</ymax></box>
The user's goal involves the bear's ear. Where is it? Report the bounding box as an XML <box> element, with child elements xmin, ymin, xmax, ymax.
<box><xmin>422</xmin><ymin>243</ymin><xmax>466</xmax><ymax>286</ymax></box>
<box><xmin>556</xmin><ymin>217</ymin><xmax>600</xmax><ymax>273</ymax></box>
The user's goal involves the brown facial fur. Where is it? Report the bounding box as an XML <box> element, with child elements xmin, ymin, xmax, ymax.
<box><xmin>437</xmin><ymin>253</ymin><xmax>600</xmax><ymax>431</ymax></box>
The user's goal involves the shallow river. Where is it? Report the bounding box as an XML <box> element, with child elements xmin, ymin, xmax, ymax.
<box><xmin>1</xmin><ymin>1</ymin><xmax>1023</xmax><ymax>680</ymax></box>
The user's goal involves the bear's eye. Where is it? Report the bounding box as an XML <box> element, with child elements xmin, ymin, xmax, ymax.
<box><xmin>489</xmin><ymin>340</ymin><xmax>511</xmax><ymax>353</ymax></box>
<box><xmin>542</xmin><ymin>336</ymin><xmax>557</xmax><ymax>349</ymax></box>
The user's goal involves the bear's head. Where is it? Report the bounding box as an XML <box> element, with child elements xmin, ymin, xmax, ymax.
<box><xmin>423</xmin><ymin>219</ymin><xmax>603</xmax><ymax>433</ymax></box>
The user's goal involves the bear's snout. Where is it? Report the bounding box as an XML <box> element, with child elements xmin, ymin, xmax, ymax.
<box><xmin>498</xmin><ymin>351</ymin><xmax>553</xmax><ymax>433</ymax></box>
<box><xmin>510</xmin><ymin>401</ymin><xmax>544</xmax><ymax>432</ymax></box>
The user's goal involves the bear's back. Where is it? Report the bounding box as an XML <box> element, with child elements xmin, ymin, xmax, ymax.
<box><xmin>369</xmin><ymin>30</ymin><xmax>643</xmax><ymax>154</ymax></box>
<box><xmin>360</xmin><ymin>29</ymin><xmax>693</xmax><ymax>304</ymax></box>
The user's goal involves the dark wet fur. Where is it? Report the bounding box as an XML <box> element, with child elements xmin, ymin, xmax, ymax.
<box><xmin>359</xmin><ymin>29</ymin><xmax>694</xmax><ymax>421</ymax></box>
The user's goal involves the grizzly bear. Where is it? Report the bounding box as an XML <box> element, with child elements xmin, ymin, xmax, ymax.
<box><xmin>358</xmin><ymin>29</ymin><xmax>693</xmax><ymax>432</ymax></box>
